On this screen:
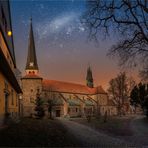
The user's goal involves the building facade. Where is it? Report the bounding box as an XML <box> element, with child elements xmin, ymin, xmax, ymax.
<box><xmin>0</xmin><ymin>0</ymin><xmax>22</xmax><ymax>125</ymax></box>
<box><xmin>22</xmin><ymin>19</ymin><xmax>117</xmax><ymax>118</ymax></box>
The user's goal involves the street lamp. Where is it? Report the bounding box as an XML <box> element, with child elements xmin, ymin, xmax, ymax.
<box><xmin>19</xmin><ymin>94</ymin><xmax>23</xmax><ymax>117</ymax></box>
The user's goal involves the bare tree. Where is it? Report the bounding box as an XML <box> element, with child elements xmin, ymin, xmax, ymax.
<box><xmin>83</xmin><ymin>0</ymin><xmax>148</xmax><ymax>79</ymax></box>
<box><xmin>108</xmin><ymin>72</ymin><xmax>135</xmax><ymax>116</ymax></box>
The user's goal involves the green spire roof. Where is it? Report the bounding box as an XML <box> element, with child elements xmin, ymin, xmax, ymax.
<box><xmin>25</xmin><ymin>18</ymin><xmax>38</xmax><ymax>70</ymax></box>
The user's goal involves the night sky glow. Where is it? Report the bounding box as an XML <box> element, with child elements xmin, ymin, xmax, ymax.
<box><xmin>10</xmin><ymin>0</ymin><xmax>139</xmax><ymax>90</ymax></box>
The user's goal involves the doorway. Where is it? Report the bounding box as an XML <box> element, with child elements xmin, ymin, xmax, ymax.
<box><xmin>56</xmin><ymin>110</ymin><xmax>61</xmax><ymax>117</ymax></box>
<box><xmin>5</xmin><ymin>93</ymin><xmax>9</xmax><ymax>114</ymax></box>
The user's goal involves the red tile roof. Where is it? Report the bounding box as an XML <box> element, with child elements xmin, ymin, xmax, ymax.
<box><xmin>42</xmin><ymin>79</ymin><xmax>106</xmax><ymax>95</ymax></box>
<box><xmin>22</xmin><ymin>74</ymin><xmax>42</xmax><ymax>79</ymax></box>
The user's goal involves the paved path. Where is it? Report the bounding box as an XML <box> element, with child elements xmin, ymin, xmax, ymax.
<box><xmin>120</xmin><ymin>115</ymin><xmax>148</xmax><ymax>147</ymax></box>
<box><xmin>59</xmin><ymin>119</ymin><xmax>136</xmax><ymax>147</ymax></box>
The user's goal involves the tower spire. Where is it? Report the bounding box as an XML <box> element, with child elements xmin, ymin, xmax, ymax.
<box><xmin>25</xmin><ymin>18</ymin><xmax>39</xmax><ymax>75</ymax></box>
<box><xmin>86</xmin><ymin>65</ymin><xmax>94</xmax><ymax>88</ymax></box>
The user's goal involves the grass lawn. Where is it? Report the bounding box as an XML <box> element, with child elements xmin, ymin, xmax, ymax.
<box><xmin>70</xmin><ymin>116</ymin><xmax>134</xmax><ymax>137</ymax></box>
<box><xmin>0</xmin><ymin>117</ymin><xmax>81</xmax><ymax>147</ymax></box>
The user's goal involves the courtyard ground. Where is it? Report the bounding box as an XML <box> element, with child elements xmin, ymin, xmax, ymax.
<box><xmin>0</xmin><ymin>118</ymin><xmax>81</xmax><ymax>147</ymax></box>
<box><xmin>59</xmin><ymin>118</ymin><xmax>133</xmax><ymax>147</ymax></box>
<box><xmin>0</xmin><ymin>115</ymin><xmax>147</xmax><ymax>147</ymax></box>
<box><xmin>69</xmin><ymin>115</ymin><xmax>148</xmax><ymax>146</ymax></box>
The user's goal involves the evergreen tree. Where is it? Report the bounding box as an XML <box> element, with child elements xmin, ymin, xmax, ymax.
<box><xmin>34</xmin><ymin>92</ymin><xmax>45</xmax><ymax>119</ymax></box>
<box><xmin>47</xmin><ymin>99</ymin><xmax>54</xmax><ymax>119</ymax></box>
<box><xmin>138</xmin><ymin>83</ymin><xmax>147</xmax><ymax>107</ymax></box>
<box><xmin>130</xmin><ymin>83</ymin><xmax>148</xmax><ymax>117</ymax></box>
<box><xmin>130</xmin><ymin>86</ymin><xmax>139</xmax><ymax>113</ymax></box>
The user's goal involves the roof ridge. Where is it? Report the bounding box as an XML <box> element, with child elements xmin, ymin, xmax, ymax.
<box><xmin>43</xmin><ymin>79</ymin><xmax>91</xmax><ymax>87</ymax></box>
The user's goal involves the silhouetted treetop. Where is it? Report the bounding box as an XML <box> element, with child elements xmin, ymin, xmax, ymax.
<box><xmin>83</xmin><ymin>0</ymin><xmax>148</xmax><ymax>80</ymax></box>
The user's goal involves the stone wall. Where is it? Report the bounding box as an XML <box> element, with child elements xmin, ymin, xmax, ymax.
<box><xmin>21</xmin><ymin>78</ymin><xmax>42</xmax><ymax>117</ymax></box>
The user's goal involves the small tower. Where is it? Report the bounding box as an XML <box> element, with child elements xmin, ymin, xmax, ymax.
<box><xmin>86</xmin><ymin>66</ymin><xmax>94</xmax><ymax>88</ymax></box>
<box><xmin>25</xmin><ymin>18</ymin><xmax>38</xmax><ymax>75</ymax></box>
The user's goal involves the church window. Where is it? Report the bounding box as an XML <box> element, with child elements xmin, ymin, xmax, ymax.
<box><xmin>68</xmin><ymin>107</ymin><xmax>70</xmax><ymax>113</ymax></box>
<box><xmin>4</xmin><ymin>80</ymin><xmax>8</xmax><ymax>90</ymax></box>
<box><xmin>31</xmin><ymin>89</ymin><xmax>33</xmax><ymax>92</ymax></box>
<box><xmin>84</xmin><ymin>108</ymin><xmax>86</xmax><ymax>112</ymax></box>
<box><xmin>29</xmin><ymin>71</ymin><xmax>31</xmax><ymax>74</ymax></box>
<box><xmin>44</xmin><ymin>92</ymin><xmax>47</xmax><ymax>97</ymax></box>
<box><xmin>53</xmin><ymin>94</ymin><xmax>55</xmax><ymax>99</ymax></box>
<box><xmin>76</xmin><ymin>108</ymin><xmax>78</xmax><ymax>112</ymax></box>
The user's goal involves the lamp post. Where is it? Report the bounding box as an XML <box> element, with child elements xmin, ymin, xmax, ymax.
<box><xmin>19</xmin><ymin>94</ymin><xmax>23</xmax><ymax>117</ymax></box>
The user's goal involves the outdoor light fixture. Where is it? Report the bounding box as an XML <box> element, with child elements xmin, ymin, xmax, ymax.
<box><xmin>19</xmin><ymin>95</ymin><xmax>22</xmax><ymax>100</ymax></box>
<box><xmin>7</xmin><ymin>31</ymin><xmax>12</xmax><ymax>36</ymax></box>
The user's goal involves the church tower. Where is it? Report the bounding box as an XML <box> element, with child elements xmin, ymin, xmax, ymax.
<box><xmin>21</xmin><ymin>18</ymin><xmax>42</xmax><ymax>117</ymax></box>
<box><xmin>86</xmin><ymin>66</ymin><xmax>94</xmax><ymax>88</ymax></box>
<box><xmin>25</xmin><ymin>18</ymin><xmax>39</xmax><ymax>75</ymax></box>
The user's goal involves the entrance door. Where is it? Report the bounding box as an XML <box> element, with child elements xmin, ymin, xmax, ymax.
<box><xmin>56</xmin><ymin>110</ymin><xmax>61</xmax><ymax>117</ymax></box>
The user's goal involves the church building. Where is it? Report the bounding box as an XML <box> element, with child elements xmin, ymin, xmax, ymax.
<box><xmin>21</xmin><ymin>19</ymin><xmax>117</xmax><ymax>118</ymax></box>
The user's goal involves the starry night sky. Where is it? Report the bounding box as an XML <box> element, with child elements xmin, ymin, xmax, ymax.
<box><xmin>10</xmin><ymin>0</ymin><xmax>138</xmax><ymax>89</ymax></box>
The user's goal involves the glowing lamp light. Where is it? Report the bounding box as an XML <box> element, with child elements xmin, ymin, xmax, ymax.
<box><xmin>7</xmin><ymin>31</ymin><xmax>12</xmax><ymax>36</ymax></box>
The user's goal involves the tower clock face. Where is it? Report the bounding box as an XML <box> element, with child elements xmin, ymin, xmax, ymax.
<box><xmin>29</xmin><ymin>62</ymin><xmax>34</xmax><ymax>67</ymax></box>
